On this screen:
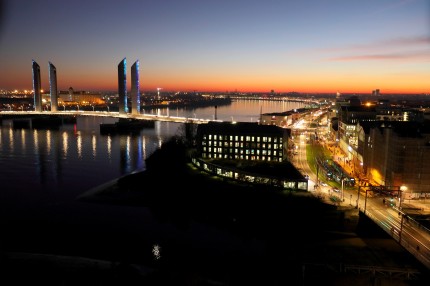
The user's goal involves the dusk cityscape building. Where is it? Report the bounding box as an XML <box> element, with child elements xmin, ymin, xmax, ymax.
<box><xmin>196</xmin><ymin>121</ymin><xmax>289</xmax><ymax>162</ymax></box>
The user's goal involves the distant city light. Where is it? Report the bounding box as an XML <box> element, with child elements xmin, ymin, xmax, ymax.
<box><xmin>152</xmin><ymin>244</ymin><xmax>161</xmax><ymax>260</ymax></box>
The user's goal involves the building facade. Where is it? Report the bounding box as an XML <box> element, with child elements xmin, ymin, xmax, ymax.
<box><xmin>196</xmin><ymin>122</ymin><xmax>290</xmax><ymax>162</ymax></box>
<box><xmin>359</xmin><ymin>121</ymin><xmax>430</xmax><ymax>196</ymax></box>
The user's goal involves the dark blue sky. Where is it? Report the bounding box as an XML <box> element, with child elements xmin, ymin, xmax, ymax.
<box><xmin>0</xmin><ymin>0</ymin><xmax>429</xmax><ymax>93</ymax></box>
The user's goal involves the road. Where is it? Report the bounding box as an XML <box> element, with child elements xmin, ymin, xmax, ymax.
<box><xmin>291</xmin><ymin>112</ymin><xmax>430</xmax><ymax>270</ymax></box>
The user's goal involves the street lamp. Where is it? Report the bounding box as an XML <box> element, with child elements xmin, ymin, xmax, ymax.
<box><xmin>399</xmin><ymin>185</ymin><xmax>407</xmax><ymax>210</ymax></box>
<box><xmin>355</xmin><ymin>185</ymin><xmax>361</xmax><ymax>209</ymax></box>
<box><xmin>341</xmin><ymin>178</ymin><xmax>346</xmax><ymax>202</ymax></box>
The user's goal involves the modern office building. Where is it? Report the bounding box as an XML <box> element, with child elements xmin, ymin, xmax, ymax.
<box><xmin>49</xmin><ymin>62</ymin><xmax>58</xmax><ymax>112</ymax></box>
<box><xmin>32</xmin><ymin>60</ymin><xmax>42</xmax><ymax>112</ymax></box>
<box><xmin>118</xmin><ymin>58</ymin><xmax>127</xmax><ymax>115</ymax></box>
<box><xmin>196</xmin><ymin>121</ymin><xmax>290</xmax><ymax>162</ymax></box>
<box><xmin>131</xmin><ymin>60</ymin><xmax>140</xmax><ymax>115</ymax></box>
<box><xmin>194</xmin><ymin>121</ymin><xmax>307</xmax><ymax>191</ymax></box>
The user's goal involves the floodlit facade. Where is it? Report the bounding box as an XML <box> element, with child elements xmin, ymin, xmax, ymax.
<box><xmin>118</xmin><ymin>58</ymin><xmax>127</xmax><ymax>115</ymax></box>
<box><xmin>32</xmin><ymin>60</ymin><xmax>42</xmax><ymax>112</ymax></box>
<box><xmin>131</xmin><ymin>60</ymin><xmax>140</xmax><ymax>115</ymax></box>
<box><xmin>49</xmin><ymin>62</ymin><xmax>58</xmax><ymax>112</ymax></box>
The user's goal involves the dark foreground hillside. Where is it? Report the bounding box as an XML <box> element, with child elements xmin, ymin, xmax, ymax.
<box><xmin>1</xmin><ymin>137</ymin><xmax>429</xmax><ymax>285</ymax></box>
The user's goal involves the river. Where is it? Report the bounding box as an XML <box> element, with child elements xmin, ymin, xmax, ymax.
<box><xmin>0</xmin><ymin>99</ymin><xmax>306</xmax><ymax>200</ymax></box>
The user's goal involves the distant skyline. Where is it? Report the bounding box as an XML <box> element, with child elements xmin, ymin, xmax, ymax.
<box><xmin>0</xmin><ymin>0</ymin><xmax>429</xmax><ymax>94</ymax></box>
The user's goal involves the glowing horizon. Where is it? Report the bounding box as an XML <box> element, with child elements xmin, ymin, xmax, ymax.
<box><xmin>1</xmin><ymin>0</ymin><xmax>429</xmax><ymax>95</ymax></box>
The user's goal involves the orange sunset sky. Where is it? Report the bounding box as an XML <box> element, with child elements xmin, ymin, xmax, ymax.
<box><xmin>0</xmin><ymin>0</ymin><xmax>429</xmax><ymax>94</ymax></box>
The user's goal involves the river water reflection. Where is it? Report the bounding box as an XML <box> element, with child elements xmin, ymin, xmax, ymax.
<box><xmin>0</xmin><ymin>99</ymin><xmax>306</xmax><ymax>199</ymax></box>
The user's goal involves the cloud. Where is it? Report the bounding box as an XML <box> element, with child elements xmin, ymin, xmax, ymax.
<box><xmin>320</xmin><ymin>36</ymin><xmax>430</xmax><ymax>53</ymax></box>
<box><xmin>320</xmin><ymin>35</ymin><xmax>430</xmax><ymax>62</ymax></box>
<box><xmin>328</xmin><ymin>50</ymin><xmax>430</xmax><ymax>62</ymax></box>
